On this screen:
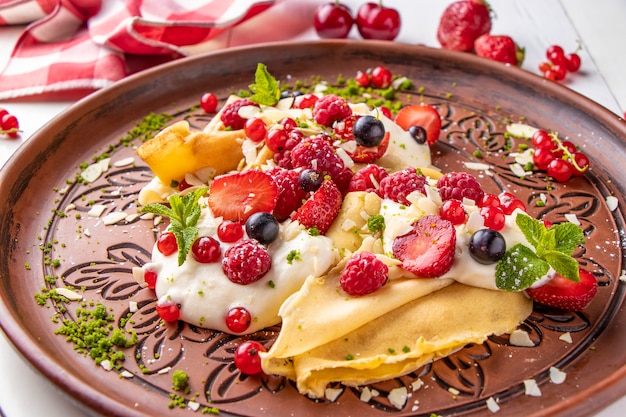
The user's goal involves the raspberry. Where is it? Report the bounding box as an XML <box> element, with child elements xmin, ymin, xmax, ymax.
<box><xmin>349</xmin><ymin>164</ymin><xmax>388</xmax><ymax>193</ymax></box>
<box><xmin>267</xmin><ymin>167</ymin><xmax>307</xmax><ymax>221</ymax></box>
<box><xmin>220</xmin><ymin>98</ymin><xmax>258</xmax><ymax>130</ymax></box>
<box><xmin>312</xmin><ymin>94</ymin><xmax>352</xmax><ymax>126</ymax></box>
<box><xmin>436</xmin><ymin>172</ymin><xmax>485</xmax><ymax>203</ymax></box>
<box><xmin>290</xmin><ymin>135</ymin><xmax>348</xmax><ymax>185</ymax></box>
<box><xmin>339</xmin><ymin>252</ymin><xmax>388</xmax><ymax>296</ymax></box>
<box><xmin>378</xmin><ymin>167</ymin><xmax>427</xmax><ymax>205</ymax></box>
<box><xmin>222</xmin><ymin>239</ymin><xmax>271</xmax><ymax>285</ymax></box>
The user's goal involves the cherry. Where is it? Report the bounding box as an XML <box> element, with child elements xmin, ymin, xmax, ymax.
<box><xmin>439</xmin><ymin>199</ymin><xmax>466</xmax><ymax>225</ymax></box>
<box><xmin>156</xmin><ymin>301</ymin><xmax>180</xmax><ymax>322</ymax></box>
<box><xmin>234</xmin><ymin>341</ymin><xmax>267</xmax><ymax>375</ymax></box>
<box><xmin>244</xmin><ymin>118</ymin><xmax>267</xmax><ymax>142</ymax></box>
<box><xmin>314</xmin><ymin>1</ymin><xmax>354</xmax><ymax>39</ymax></box>
<box><xmin>225</xmin><ymin>306</ymin><xmax>252</xmax><ymax>333</ymax></box>
<box><xmin>217</xmin><ymin>220</ymin><xmax>244</xmax><ymax>242</ymax></box>
<box><xmin>356</xmin><ymin>1</ymin><xmax>401</xmax><ymax>41</ymax></box>
<box><xmin>157</xmin><ymin>231</ymin><xmax>178</xmax><ymax>256</ymax></box>
<box><xmin>191</xmin><ymin>236</ymin><xmax>221</xmax><ymax>263</ymax></box>
<box><xmin>370</xmin><ymin>65</ymin><xmax>392</xmax><ymax>89</ymax></box>
<box><xmin>200</xmin><ymin>92</ymin><xmax>218</xmax><ymax>113</ymax></box>
<box><xmin>143</xmin><ymin>269</ymin><xmax>157</xmax><ymax>290</ymax></box>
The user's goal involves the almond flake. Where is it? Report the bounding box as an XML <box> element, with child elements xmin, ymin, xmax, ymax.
<box><xmin>506</xmin><ymin>123</ymin><xmax>538</xmax><ymax>139</ymax></box>
<box><xmin>606</xmin><ymin>196</ymin><xmax>618</xmax><ymax>212</ymax></box>
<box><xmin>523</xmin><ymin>379</ymin><xmax>542</xmax><ymax>397</ymax></box>
<box><xmin>325</xmin><ymin>387</ymin><xmax>343</xmax><ymax>402</ymax></box>
<box><xmin>463</xmin><ymin>161</ymin><xmax>492</xmax><ymax>171</ymax></box>
<box><xmin>87</xmin><ymin>204</ymin><xmax>107</xmax><ymax>218</ymax></box>
<box><xmin>564</xmin><ymin>213</ymin><xmax>580</xmax><ymax>225</ymax></box>
<box><xmin>486</xmin><ymin>396</ymin><xmax>500</xmax><ymax>413</ymax></box>
<box><xmin>120</xmin><ymin>370</ymin><xmax>134</xmax><ymax>378</ymax></box>
<box><xmin>187</xmin><ymin>401</ymin><xmax>200</xmax><ymax>411</ymax></box>
<box><xmin>388</xmin><ymin>387</ymin><xmax>408</xmax><ymax>409</ymax></box>
<box><xmin>100</xmin><ymin>359</ymin><xmax>113</xmax><ymax>371</ymax></box>
<box><xmin>113</xmin><ymin>157</ymin><xmax>135</xmax><ymax>167</ymax></box>
<box><xmin>509</xmin><ymin>329</ymin><xmax>534</xmax><ymax>347</ymax></box>
<box><xmin>80</xmin><ymin>163</ymin><xmax>104</xmax><ymax>183</ymax></box>
<box><xmin>559</xmin><ymin>332</ymin><xmax>573</xmax><ymax>343</ymax></box>
<box><xmin>157</xmin><ymin>367</ymin><xmax>172</xmax><ymax>375</ymax></box>
<box><xmin>549</xmin><ymin>366</ymin><xmax>567</xmax><ymax>384</ymax></box>
<box><xmin>55</xmin><ymin>287</ymin><xmax>83</xmax><ymax>301</ymax></box>
<box><xmin>102</xmin><ymin>212</ymin><xmax>128</xmax><ymax>225</ymax></box>
<box><xmin>360</xmin><ymin>387</ymin><xmax>373</xmax><ymax>402</ymax></box>
<box><xmin>129</xmin><ymin>301</ymin><xmax>138</xmax><ymax>313</ymax></box>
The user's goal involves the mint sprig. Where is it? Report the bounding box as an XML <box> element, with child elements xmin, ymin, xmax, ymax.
<box><xmin>248</xmin><ymin>63</ymin><xmax>281</xmax><ymax>106</ymax></box>
<box><xmin>140</xmin><ymin>187</ymin><xmax>207</xmax><ymax>266</ymax></box>
<box><xmin>496</xmin><ymin>213</ymin><xmax>585</xmax><ymax>291</ymax></box>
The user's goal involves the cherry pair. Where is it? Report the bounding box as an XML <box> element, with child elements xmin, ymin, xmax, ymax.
<box><xmin>314</xmin><ymin>1</ymin><xmax>401</xmax><ymax>41</ymax></box>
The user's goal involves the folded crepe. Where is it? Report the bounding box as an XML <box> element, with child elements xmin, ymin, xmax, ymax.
<box><xmin>261</xmin><ymin>277</ymin><xmax>532</xmax><ymax>398</ymax></box>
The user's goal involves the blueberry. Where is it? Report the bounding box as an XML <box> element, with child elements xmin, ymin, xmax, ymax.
<box><xmin>245</xmin><ymin>212</ymin><xmax>279</xmax><ymax>245</ymax></box>
<box><xmin>408</xmin><ymin>125</ymin><xmax>427</xmax><ymax>144</ymax></box>
<box><xmin>299</xmin><ymin>169</ymin><xmax>323</xmax><ymax>192</ymax></box>
<box><xmin>469</xmin><ymin>229</ymin><xmax>506</xmax><ymax>264</ymax></box>
<box><xmin>280</xmin><ymin>90</ymin><xmax>303</xmax><ymax>99</ymax></box>
<box><xmin>353</xmin><ymin>115</ymin><xmax>385</xmax><ymax>147</ymax></box>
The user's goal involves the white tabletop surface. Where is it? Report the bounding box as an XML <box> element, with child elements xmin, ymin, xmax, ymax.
<box><xmin>1</xmin><ymin>1</ymin><xmax>625</xmax><ymax>416</ymax></box>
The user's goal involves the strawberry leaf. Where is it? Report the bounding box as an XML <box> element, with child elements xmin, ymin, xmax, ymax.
<box><xmin>141</xmin><ymin>187</ymin><xmax>207</xmax><ymax>266</ymax></box>
<box><xmin>496</xmin><ymin>244</ymin><xmax>550</xmax><ymax>291</ymax></box>
<box><xmin>249</xmin><ymin>63</ymin><xmax>281</xmax><ymax>106</ymax></box>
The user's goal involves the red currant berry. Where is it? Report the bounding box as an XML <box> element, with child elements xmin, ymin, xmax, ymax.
<box><xmin>546</xmin><ymin>45</ymin><xmax>566</xmax><ymax>65</ymax></box>
<box><xmin>244</xmin><ymin>118</ymin><xmax>267</xmax><ymax>143</ymax></box>
<box><xmin>191</xmin><ymin>236</ymin><xmax>221</xmax><ymax>263</ymax></box>
<box><xmin>0</xmin><ymin>108</ymin><xmax>8</xmax><ymax>119</ymax></box>
<box><xmin>234</xmin><ymin>340</ymin><xmax>267</xmax><ymax>375</ymax></box>
<box><xmin>157</xmin><ymin>231</ymin><xmax>178</xmax><ymax>256</ymax></box>
<box><xmin>544</xmin><ymin>69</ymin><xmax>558</xmax><ymax>81</ymax></box>
<box><xmin>439</xmin><ymin>199</ymin><xmax>466</xmax><ymax>225</ymax></box>
<box><xmin>217</xmin><ymin>220</ymin><xmax>244</xmax><ymax>242</ymax></box>
<box><xmin>266</xmin><ymin>128</ymin><xmax>288</xmax><ymax>152</ymax></box>
<box><xmin>551</xmin><ymin>64</ymin><xmax>567</xmax><ymax>81</ymax></box>
<box><xmin>156</xmin><ymin>302</ymin><xmax>180</xmax><ymax>322</ymax></box>
<box><xmin>546</xmin><ymin>158</ymin><xmax>574</xmax><ymax>182</ymax></box>
<box><xmin>533</xmin><ymin>147</ymin><xmax>556</xmax><ymax>170</ymax></box>
<box><xmin>480</xmin><ymin>206</ymin><xmax>506</xmax><ymax>231</ymax></box>
<box><xmin>538</xmin><ymin>61</ymin><xmax>552</xmax><ymax>73</ymax></box>
<box><xmin>314</xmin><ymin>2</ymin><xmax>354</xmax><ymax>39</ymax></box>
<box><xmin>566</xmin><ymin>53</ymin><xmax>581</xmax><ymax>72</ymax></box>
<box><xmin>370</xmin><ymin>66</ymin><xmax>392</xmax><ymax>89</ymax></box>
<box><xmin>355</xmin><ymin>70</ymin><xmax>370</xmax><ymax>87</ymax></box>
<box><xmin>225</xmin><ymin>306</ymin><xmax>252</xmax><ymax>333</ymax></box>
<box><xmin>200</xmin><ymin>92</ymin><xmax>218</xmax><ymax>113</ymax></box>
<box><xmin>500</xmin><ymin>198</ymin><xmax>526</xmax><ymax>215</ymax></box>
<box><xmin>178</xmin><ymin>179</ymin><xmax>193</xmax><ymax>191</ymax></box>
<box><xmin>479</xmin><ymin>194</ymin><xmax>501</xmax><ymax>208</ymax></box>
<box><xmin>280</xmin><ymin>117</ymin><xmax>297</xmax><ymax>132</ymax></box>
<box><xmin>1</xmin><ymin>113</ymin><xmax>20</xmax><ymax>138</ymax></box>
<box><xmin>293</xmin><ymin>93</ymin><xmax>319</xmax><ymax>109</ymax></box>
<box><xmin>561</xmin><ymin>140</ymin><xmax>577</xmax><ymax>154</ymax></box>
<box><xmin>572</xmin><ymin>152</ymin><xmax>589</xmax><ymax>176</ymax></box>
<box><xmin>531</xmin><ymin>130</ymin><xmax>556</xmax><ymax>150</ymax></box>
<box><xmin>144</xmin><ymin>269</ymin><xmax>157</xmax><ymax>290</ymax></box>
<box><xmin>542</xmin><ymin>219</ymin><xmax>553</xmax><ymax>229</ymax></box>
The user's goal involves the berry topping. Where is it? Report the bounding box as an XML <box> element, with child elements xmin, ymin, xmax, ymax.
<box><xmin>348</xmin><ymin>132</ymin><xmax>390</xmax><ymax>163</ymax></box>
<box><xmin>157</xmin><ymin>231</ymin><xmax>178</xmax><ymax>256</ymax></box>
<box><xmin>353</xmin><ymin>115</ymin><xmax>386</xmax><ymax>147</ymax></box>
<box><xmin>217</xmin><ymin>220</ymin><xmax>244</xmax><ymax>243</ymax></box>
<box><xmin>314</xmin><ymin>2</ymin><xmax>354</xmax><ymax>39</ymax></box>
<box><xmin>370</xmin><ymin>65</ymin><xmax>393</xmax><ymax>89</ymax></box>
<box><xmin>394</xmin><ymin>104</ymin><xmax>442</xmax><ymax>145</ymax></box>
<box><xmin>469</xmin><ymin>229</ymin><xmax>506</xmax><ymax>264</ymax></box>
<box><xmin>220</xmin><ymin>98</ymin><xmax>258</xmax><ymax>130</ymax></box>
<box><xmin>191</xmin><ymin>236</ymin><xmax>222</xmax><ymax>263</ymax></box>
<box><xmin>392</xmin><ymin>215</ymin><xmax>456</xmax><ymax>278</ymax></box>
<box><xmin>244</xmin><ymin>117</ymin><xmax>267</xmax><ymax>142</ymax></box>
<box><xmin>436</xmin><ymin>172</ymin><xmax>485</xmax><ymax>203</ymax></box>
<box><xmin>200</xmin><ymin>92</ymin><xmax>218</xmax><ymax>113</ymax></box>
<box><xmin>208</xmin><ymin>170</ymin><xmax>278</xmax><ymax>223</ymax></box>
<box><xmin>0</xmin><ymin>112</ymin><xmax>20</xmax><ymax>138</ymax></box>
<box><xmin>299</xmin><ymin>168</ymin><xmax>323</xmax><ymax>193</ymax></box>
<box><xmin>312</xmin><ymin>94</ymin><xmax>352</xmax><ymax>126</ymax></box>
<box><xmin>143</xmin><ymin>269</ymin><xmax>157</xmax><ymax>290</ymax></box>
<box><xmin>378</xmin><ymin>167</ymin><xmax>427</xmax><ymax>205</ymax></box>
<box><xmin>292</xmin><ymin>179</ymin><xmax>343</xmax><ymax>234</ymax></box>
<box><xmin>339</xmin><ymin>252</ymin><xmax>389</xmax><ymax>296</ymax></box>
<box><xmin>267</xmin><ymin>167</ymin><xmax>307</xmax><ymax>221</ymax></box>
<box><xmin>156</xmin><ymin>301</ymin><xmax>180</xmax><ymax>322</ymax></box>
<box><xmin>437</xmin><ymin>0</ymin><xmax>492</xmax><ymax>52</ymax></box>
<box><xmin>234</xmin><ymin>340</ymin><xmax>267</xmax><ymax>375</ymax></box>
<box><xmin>293</xmin><ymin>93</ymin><xmax>319</xmax><ymax>109</ymax></box>
<box><xmin>439</xmin><ymin>199</ymin><xmax>466</xmax><ymax>225</ymax></box>
<box><xmin>225</xmin><ymin>306</ymin><xmax>252</xmax><ymax>333</ymax></box>
<box><xmin>526</xmin><ymin>268</ymin><xmax>597</xmax><ymax>312</ymax></box>
<box><xmin>479</xmin><ymin>206</ymin><xmax>506</xmax><ymax>231</ymax></box>
<box><xmin>349</xmin><ymin>164</ymin><xmax>388</xmax><ymax>193</ymax></box>
<box><xmin>222</xmin><ymin>239</ymin><xmax>272</xmax><ymax>285</ymax></box>
<box><xmin>290</xmin><ymin>135</ymin><xmax>348</xmax><ymax>185</ymax></box>
<box><xmin>245</xmin><ymin>212</ymin><xmax>280</xmax><ymax>245</ymax></box>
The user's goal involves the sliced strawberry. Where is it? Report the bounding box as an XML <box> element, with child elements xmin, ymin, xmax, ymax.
<box><xmin>292</xmin><ymin>179</ymin><xmax>342</xmax><ymax>234</ymax></box>
<box><xmin>526</xmin><ymin>268</ymin><xmax>597</xmax><ymax>312</ymax></box>
<box><xmin>392</xmin><ymin>215</ymin><xmax>456</xmax><ymax>278</ymax></box>
<box><xmin>394</xmin><ymin>104</ymin><xmax>442</xmax><ymax>145</ymax></box>
<box><xmin>208</xmin><ymin>170</ymin><xmax>278</xmax><ymax>223</ymax></box>
<box><xmin>349</xmin><ymin>132</ymin><xmax>390</xmax><ymax>163</ymax></box>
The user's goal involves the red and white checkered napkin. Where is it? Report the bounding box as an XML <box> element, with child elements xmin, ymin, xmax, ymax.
<box><xmin>0</xmin><ymin>0</ymin><xmax>275</xmax><ymax>100</ymax></box>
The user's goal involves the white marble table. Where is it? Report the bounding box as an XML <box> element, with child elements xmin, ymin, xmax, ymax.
<box><xmin>1</xmin><ymin>1</ymin><xmax>625</xmax><ymax>416</ymax></box>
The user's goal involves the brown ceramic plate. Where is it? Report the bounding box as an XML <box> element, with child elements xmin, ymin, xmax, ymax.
<box><xmin>1</xmin><ymin>40</ymin><xmax>625</xmax><ymax>417</ymax></box>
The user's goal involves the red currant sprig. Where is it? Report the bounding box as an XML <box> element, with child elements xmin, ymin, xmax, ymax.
<box><xmin>539</xmin><ymin>44</ymin><xmax>582</xmax><ymax>82</ymax></box>
<box><xmin>531</xmin><ymin>129</ymin><xmax>589</xmax><ymax>182</ymax></box>
<box><xmin>0</xmin><ymin>107</ymin><xmax>20</xmax><ymax>139</ymax></box>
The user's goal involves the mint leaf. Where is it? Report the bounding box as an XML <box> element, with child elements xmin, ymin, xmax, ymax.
<box><xmin>496</xmin><ymin>244</ymin><xmax>551</xmax><ymax>291</ymax></box>
<box><xmin>141</xmin><ymin>187</ymin><xmax>207</xmax><ymax>266</ymax></box>
<box><xmin>543</xmin><ymin>250</ymin><xmax>581</xmax><ymax>282</ymax></box>
<box><xmin>516</xmin><ymin>214</ymin><xmax>546</xmax><ymax>249</ymax></box>
<box><xmin>536</xmin><ymin>227</ymin><xmax>556</xmax><ymax>257</ymax></box>
<box><xmin>249</xmin><ymin>63</ymin><xmax>281</xmax><ymax>106</ymax></box>
<box><xmin>552</xmin><ymin>222</ymin><xmax>585</xmax><ymax>255</ymax></box>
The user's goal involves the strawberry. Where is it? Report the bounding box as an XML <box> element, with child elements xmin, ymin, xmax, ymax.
<box><xmin>208</xmin><ymin>170</ymin><xmax>278</xmax><ymax>223</ymax></box>
<box><xmin>474</xmin><ymin>34</ymin><xmax>525</xmax><ymax>66</ymax></box>
<box><xmin>394</xmin><ymin>105</ymin><xmax>442</xmax><ymax>145</ymax></box>
<box><xmin>437</xmin><ymin>0</ymin><xmax>492</xmax><ymax>52</ymax></box>
<box><xmin>292</xmin><ymin>179</ymin><xmax>342</xmax><ymax>234</ymax></box>
<box><xmin>392</xmin><ymin>215</ymin><xmax>456</xmax><ymax>278</ymax></box>
<box><xmin>525</xmin><ymin>268</ymin><xmax>597</xmax><ymax>312</ymax></box>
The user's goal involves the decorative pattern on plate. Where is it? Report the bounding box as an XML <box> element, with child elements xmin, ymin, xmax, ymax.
<box><xmin>37</xmin><ymin>88</ymin><xmax>623</xmax><ymax>416</ymax></box>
